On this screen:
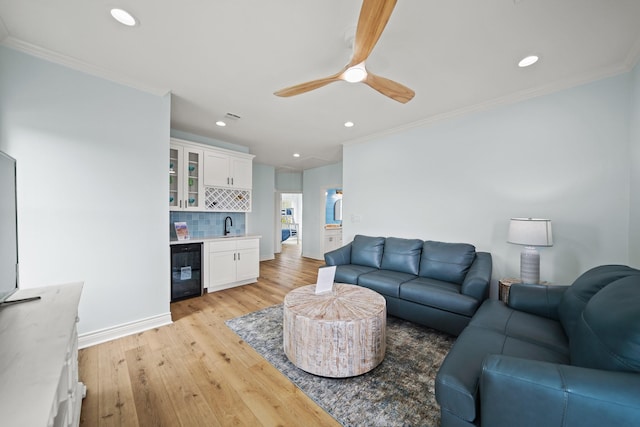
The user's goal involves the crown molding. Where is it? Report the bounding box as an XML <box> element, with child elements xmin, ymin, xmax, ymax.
<box><xmin>0</xmin><ymin>16</ymin><xmax>8</xmax><ymax>40</ymax></box>
<box><xmin>343</xmin><ymin>62</ymin><xmax>631</xmax><ymax>148</ymax></box>
<box><xmin>1</xmin><ymin>36</ymin><xmax>170</xmax><ymax>97</ymax></box>
<box><xmin>624</xmin><ymin>37</ymin><xmax>640</xmax><ymax>71</ymax></box>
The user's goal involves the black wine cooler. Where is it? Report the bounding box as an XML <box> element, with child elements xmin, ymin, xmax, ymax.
<box><xmin>170</xmin><ymin>243</ymin><xmax>203</xmax><ymax>302</ymax></box>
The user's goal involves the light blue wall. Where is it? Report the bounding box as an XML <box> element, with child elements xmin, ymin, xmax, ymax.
<box><xmin>302</xmin><ymin>163</ymin><xmax>343</xmax><ymax>259</ymax></box>
<box><xmin>344</xmin><ymin>72</ymin><xmax>633</xmax><ymax>294</ymax></box>
<box><xmin>630</xmin><ymin>62</ymin><xmax>640</xmax><ymax>264</ymax></box>
<box><xmin>276</xmin><ymin>172</ymin><xmax>303</xmax><ymax>192</ymax></box>
<box><xmin>0</xmin><ymin>46</ymin><xmax>171</xmax><ymax>335</ymax></box>
<box><xmin>248</xmin><ymin>164</ymin><xmax>276</xmax><ymax>260</ymax></box>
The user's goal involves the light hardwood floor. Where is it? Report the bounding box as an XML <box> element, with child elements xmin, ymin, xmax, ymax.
<box><xmin>78</xmin><ymin>243</ymin><xmax>341</xmax><ymax>427</ymax></box>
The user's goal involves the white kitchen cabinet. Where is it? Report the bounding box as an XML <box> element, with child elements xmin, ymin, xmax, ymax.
<box><xmin>207</xmin><ymin>238</ymin><xmax>259</xmax><ymax>291</ymax></box>
<box><xmin>203</xmin><ymin>149</ymin><xmax>253</xmax><ymax>189</ymax></box>
<box><xmin>169</xmin><ymin>142</ymin><xmax>204</xmax><ymax>211</ymax></box>
<box><xmin>324</xmin><ymin>228</ymin><xmax>343</xmax><ymax>253</ymax></box>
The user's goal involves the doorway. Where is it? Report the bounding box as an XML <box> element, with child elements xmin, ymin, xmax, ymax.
<box><xmin>277</xmin><ymin>193</ymin><xmax>302</xmax><ymax>254</ymax></box>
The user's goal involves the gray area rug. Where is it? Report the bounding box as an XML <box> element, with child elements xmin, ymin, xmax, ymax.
<box><xmin>225</xmin><ymin>304</ymin><xmax>455</xmax><ymax>426</ymax></box>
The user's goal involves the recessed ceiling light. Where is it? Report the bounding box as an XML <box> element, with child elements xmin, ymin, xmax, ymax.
<box><xmin>344</xmin><ymin>121</ymin><xmax>355</xmax><ymax>128</ymax></box>
<box><xmin>293</xmin><ymin>153</ymin><xmax>301</xmax><ymax>158</ymax></box>
<box><xmin>215</xmin><ymin>121</ymin><xmax>226</xmax><ymax>127</ymax></box>
<box><xmin>518</xmin><ymin>55</ymin><xmax>539</xmax><ymax>68</ymax></box>
<box><xmin>110</xmin><ymin>8</ymin><xmax>137</xmax><ymax>26</ymax></box>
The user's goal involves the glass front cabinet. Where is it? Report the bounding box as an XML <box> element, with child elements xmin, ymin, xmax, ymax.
<box><xmin>170</xmin><ymin>141</ymin><xmax>204</xmax><ymax>211</ymax></box>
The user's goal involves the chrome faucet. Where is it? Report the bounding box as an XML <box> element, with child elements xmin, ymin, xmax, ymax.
<box><xmin>224</xmin><ymin>216</ymin><xmax>233</xmax><ymax>236</ymax></box>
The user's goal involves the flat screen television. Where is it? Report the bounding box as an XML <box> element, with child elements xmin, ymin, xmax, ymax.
<box><xmin>0</xmin><ymin>150</ymin><xmax>19</xmax><ymax>304</ymax></box>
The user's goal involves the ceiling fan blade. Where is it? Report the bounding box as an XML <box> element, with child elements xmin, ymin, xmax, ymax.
<box><xmin>349</xmin><ymin>0</ymin><xmax>398</xmax><ymax>66</ymax></box>
<box><xmin>363</xmin><ymin>72</ymin><xmax>415</xmax><ymax>104</ymax></box>
<box><xmin>274</xmin><ymin>71</ymin><xmax>344</xmax><ymax>97</ymax></box>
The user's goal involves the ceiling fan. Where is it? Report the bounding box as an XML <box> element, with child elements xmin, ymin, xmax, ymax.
<box><xmin>274</xmin><ymin>0</ymin><xmax>415</xmax><ymax>104</ymax></box>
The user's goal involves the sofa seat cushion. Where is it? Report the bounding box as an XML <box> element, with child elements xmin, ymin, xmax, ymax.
<box><xmin>400</xmin><ymin>277</ymin><xmax>480</xmax><ymax>317</ymax></box>
<box><xmin>334</xmin><ymin>264</ymin><xmax>377</xmax><ymax>284</ymax></box>
<box><xmin>471</xmin><ymin>300</ymin><xmax>570</xmax><ymax>357</ymax></box>
<box><xmin>419</xmin><ymin>241</ymin><xmax>476</xmax><ymax>285</ymax></box>
<box><xmin>436</xmin><ymin>300</ymin><xmax>570</xmax><ymax>423</ymax></box>
<box><xmin>350</xmin><ymin>235</ymin><xmax>386</xmax><ymax>269</ymax></box>
<box><xmin>570</xmin><ymin>275</ymin><xmax>640</xmax><ymax>372</ymax></box>
<box><xmin>380</xmin><ymin>237</ymin><xmax>424</xmax><ymax>275</ymax></box>
<box><xmin>358</xmin><ymin>270</ymin><xmax>417</xmax><ymax>298</ymax></box>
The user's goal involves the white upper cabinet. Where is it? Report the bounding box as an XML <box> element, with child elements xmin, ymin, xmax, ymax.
<box><xmin>203</xmin><ymin>150</ymin><xmax>253</xmax><ymax>189</ymax></box>
<box><xmin>170</xmin><ymin>138</ymin><xmax>254</xmax><ymax>212</ymax></box>
<box><xmin>170</xmin><ymin>142</ymin><xmax>204</xmax><ymax>211</ymax></box>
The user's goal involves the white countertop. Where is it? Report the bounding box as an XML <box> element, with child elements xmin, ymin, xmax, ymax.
<box><xmin>170</xmin><ymin>234</ymin><xmax>261</xmax><ymax>245</ymax></box>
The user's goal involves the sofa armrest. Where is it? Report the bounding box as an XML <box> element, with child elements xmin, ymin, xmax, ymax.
<box><xmin>481</xmin><ymin>355</ymin><xmax>640</xmax><ymax>427</ymax></box>
<box><xmin>324</xmin><ymin>242</ymin><xmax>352</xmax><ymax>266</ymax></box>
<box><xmin>508</xmin><ymin>283</ymin><xmax>568</xmax><ymax>320</ymax></box>
<box><xmin>460</xmin><ymin>252</ymin><xmax>492</xmax><ymax>301</ymax></box>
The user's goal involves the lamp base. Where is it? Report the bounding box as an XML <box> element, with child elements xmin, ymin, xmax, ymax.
<box><xmin>520</xmin><ymin>246</ymin><xmax>540</xmax><ymax>284</ymax></box>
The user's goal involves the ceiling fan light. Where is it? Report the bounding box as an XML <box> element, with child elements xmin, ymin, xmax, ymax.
<box><xmin>343</xmin><ymin>65</ymin><xmax>367</xmax><ymax>83</ymax></box>
<box><xmin>110</xmin><ymin>8</ymin><xmax>137</xmax><ymax>26</ymax></box>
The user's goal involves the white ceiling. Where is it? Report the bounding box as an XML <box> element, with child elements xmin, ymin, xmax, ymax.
<box><xmin>1</xmin><ymin>0</ymin><xmax>640</xmax><ymax>172</ymax></box>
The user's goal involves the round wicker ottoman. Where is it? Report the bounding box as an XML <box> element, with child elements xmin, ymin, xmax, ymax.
<box><xmin>283</xmin><ymin>283</ymin><xmax>386</xmax><ymax>378</ymax></box>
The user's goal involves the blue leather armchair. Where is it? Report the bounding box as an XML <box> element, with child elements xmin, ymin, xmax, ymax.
<box><xmin>436</xmin><ymin>264</ymin><xmax>640</xmax><ymax>426</ymax></box>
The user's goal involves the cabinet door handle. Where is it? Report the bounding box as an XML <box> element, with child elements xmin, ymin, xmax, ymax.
<box><xmin>227</xmin><ymin>177</ymin><xmax>230</xmax><ymax>185</ymax></box>
<box><xmin>237</xmin><ymin>252</ymin><xmax>241</xmax><ymax>260</ymax></box>
<box><xmin>234</xmin><ymin>253</ymin><xmax>236</xmax><ymax>261</ymax></box>
<box><xmin>231</xmin><ymin>177</ymin><xmax>234</xmax><ymax>185</ymax></box>
<box><xmin>179</xmin><ymin>200</ymin><xmax>182</xmax><ymax>208</ymax></box>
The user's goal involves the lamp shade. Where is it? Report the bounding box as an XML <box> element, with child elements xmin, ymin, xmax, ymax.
<box><xmin>507</xmin><ymin>218</ymin><xmax>553</xmax><ymax>247</ymax></box>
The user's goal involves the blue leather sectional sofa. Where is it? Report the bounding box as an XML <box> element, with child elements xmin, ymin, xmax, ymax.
<box><xmin>324</xmin><ymin>235</ymin><xmax>492</xmax><ymax>336</ymax></box>
<box><xmin>436</xmin><ymin>264</ymin><xmax>640</xmax><ymax>427</ymax></box>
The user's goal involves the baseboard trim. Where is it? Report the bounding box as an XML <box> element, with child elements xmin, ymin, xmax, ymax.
<box><xmin>78</xmin><ymin>312</ymin><xmax>173</xmax><ymax>349</ymax></box>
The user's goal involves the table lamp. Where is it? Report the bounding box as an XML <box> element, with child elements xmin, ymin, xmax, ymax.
<box><xmin>507</xmin><ymin>218</ymin><xmax>553</xmax><ymax>284</ymax></box>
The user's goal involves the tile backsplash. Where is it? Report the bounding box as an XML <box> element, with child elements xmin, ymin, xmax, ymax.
<box><xmin>170</xmin><ymin>211</ymin><xmax>246</xmax><ymax>238</ymax></box>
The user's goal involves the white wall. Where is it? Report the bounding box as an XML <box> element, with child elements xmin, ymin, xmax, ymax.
<box><xmin>0</xmin><ymin>46</ymin><xmax>171</xmax><ymax>336</ymax></box>
<box><xmin>248</xmin><ymin>164</ymin><xmax>275</xmax><ymax>260</ymax></box>
<box><xmin>344</xmin><ymin>72</ymin><xmax>633</xmax><ymax>293</ymax></box>
<box><xmin>302</xmin><ymin>163</ymin><xmax>343</xmax><ymax>260</ymax></box>
<box><xmin>630</xmin><ymin>62</ymin><xmax>640</xmax><ymax>265</ymax></box>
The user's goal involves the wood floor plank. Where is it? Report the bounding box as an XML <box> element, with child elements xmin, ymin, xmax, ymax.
<box><xmin>95</xmin><ymin>339</ymin><xmax>139</xmax><ymax>427</ymax></box>
<box><xmin>79</xmin><ymin>243</ymin><xmax>339</xmax><ymax>426</ymax></box>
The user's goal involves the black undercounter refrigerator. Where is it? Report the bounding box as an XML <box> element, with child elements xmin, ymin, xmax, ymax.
<box><xmin>170</xmin><ymin>242</ymin><xmax>202</xmax><ymax>302</ymax></box>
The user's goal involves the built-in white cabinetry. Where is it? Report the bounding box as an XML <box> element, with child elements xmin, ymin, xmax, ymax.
<box><xmin>0</xmin><ymin>282</ymin><xmax>84</xmax><ymax>427</ymax></box>
<box><xmin>324</xmin><ymin>228</ymin><xmax>343</xmax><ymax>253</ymax></box>
<box><xmin>170</xmin><ymin>142</ymin><xmax>204</xmax><ymax>211</ymax></box>
<box><xmin>206</xmin><ymin>238</ymin><xmax>260</xmax><ymax>291</ymax></box>
<box><xmin>203</xmin><ymin>150</ymin><xmax>253</xmax><ymax>189</ymax></box>
<box><xmin>170</xmin><ymin>138</ymin><xmax>254</xmax><ymax>212</ymax></box>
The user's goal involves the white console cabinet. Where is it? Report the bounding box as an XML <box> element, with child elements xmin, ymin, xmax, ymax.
<box><xmin>207</xmin><ymin>238</ymin><xmax>259</xmax><ymax>291</ymax></box>
<box><xmin>0</xmin><ymin>282</ymin><xmax>85</xmax><ymax>427</ymax></box>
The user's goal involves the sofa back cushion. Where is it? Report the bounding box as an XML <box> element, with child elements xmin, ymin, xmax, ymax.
<box><xmin>558</xmin><ymin>265</ymin><xmax>640</xmax><ymax>338</ymax></box>
<box><xmin>419</xmin><ymin>241</ymin><xmax>476</xmax><ymax>285</ymax></box>
<box><xmin>569</xmin><ymin>275</ymin><xmax>640</xmax><ymax>373</ymax></box>
<box><xmin>380</xmin><ymin>237</ymin><xmax>423</xmax><ymax>275</ymax></box>
<box><xmin>350</xmin><ymin>235</ymin><xmax>386</xmax><ymax>269</ymax></box>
